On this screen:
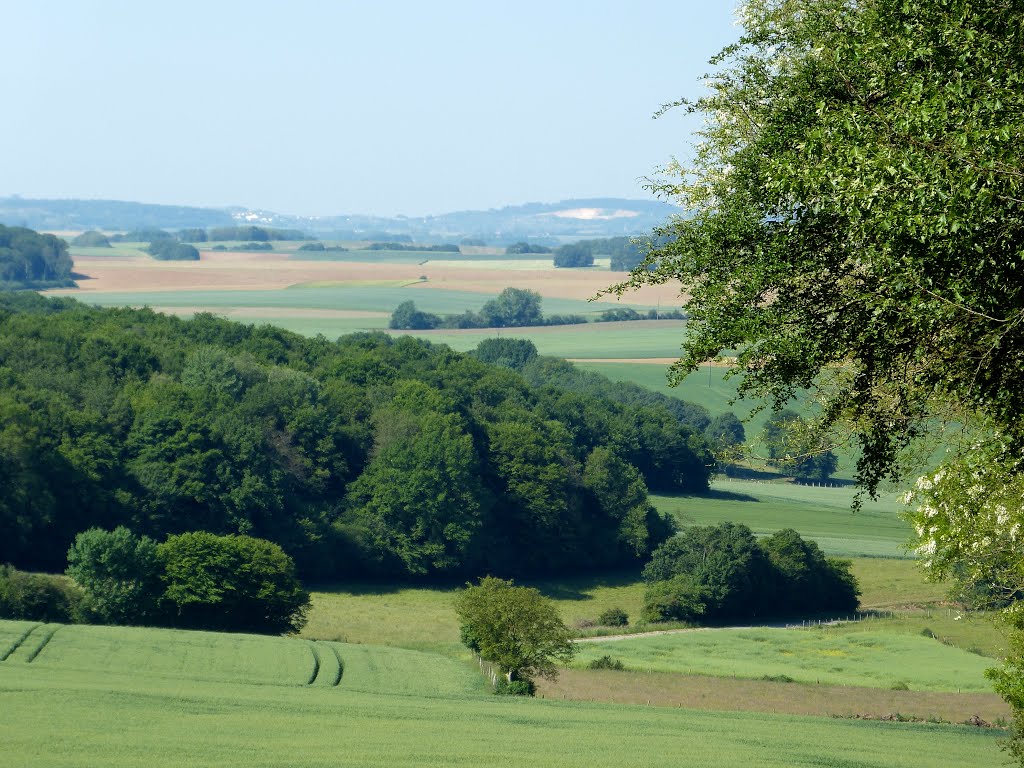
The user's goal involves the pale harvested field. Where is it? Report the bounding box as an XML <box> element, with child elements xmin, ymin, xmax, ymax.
<box><xmin>58</xmin><ymin>252</ymin><xmax>684</xmax><ymax>305</ymax></box>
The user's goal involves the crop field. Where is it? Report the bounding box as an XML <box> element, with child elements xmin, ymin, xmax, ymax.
<box><xmin>573</xmin><ymin>628</ymin><xmax>994</xmax><ymax>692</ymax></box>
<box><xmin>655</xmin><ymin>479</ymin><xmax>912</xmax><ymax>558</ymax></box>
<box><xmin>0</xmin><ymin>619</ymin><xmax>1003</xmax><ymax>767</ymax></box>
<box><xmin>52</xmin><ymin>251</ymin><xmax>682</xmax><ymax>304</ymax></box>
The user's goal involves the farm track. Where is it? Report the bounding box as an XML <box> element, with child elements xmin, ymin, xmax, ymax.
<box><xmin>3</xmin><ymin>624</ymin><xmax>60</xmax><ymax>662</ymax></box>
<box><xmin>307</xmin><ymin>641</ymin><xmax>343</xmax><ymax>687</ymax></box>
<box><xmin>0</xmin><ymin>623</ymin><xmax>42</xmax><ymax>661</ymax></box>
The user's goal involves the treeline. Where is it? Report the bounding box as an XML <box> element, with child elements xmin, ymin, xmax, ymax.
<box><xmin>107</xmin><ymin>225</ymin><xmax>309</xmax><ymax>243</ymax></box>
<box><xmin>147</xmin><ymin>240</ymin><xmax>200</xmax><ymax>261</ymax></box>
<box><xmin>0</xmin><ymin>528</ymin><xmax>309</xmax><ymax>634</ymax></box>
<box><xmin>0</xmin><ymin>224</ymin><xmax>74</xmax><ymax>289</ymax></box>
<box><xmin>361</xmin><ymin>242</ymin><xmax>460</xmax><ymax>253</ymax></box>
<box><xmin>0</xmin><ymin>293</ymin><xmax>716</xmax><ymax>582</ymax></box>
<box><xmin>389</xmin><ymin>288</ymin><xmax>683</xmax><ymax>330</ymax></box>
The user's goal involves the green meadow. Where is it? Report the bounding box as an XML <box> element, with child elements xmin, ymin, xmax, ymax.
<box><xmin>72</xmin><ymin>286</ymin><xmax>638</xmax><ymax>319</ymax></box>
<box><xmin>573</xmin><ymin>628</ymin><xmax>994</xmax><ymax>692</ymax></box>
<box><xmin>656</xmin><ymin>479</ymin><xmax>912</xmax><ymax>559</ymax></box>
<box><xmin>0</xmin><ymin>619</ymin><xmax>1003</xmax><ymax>767</ymax></box>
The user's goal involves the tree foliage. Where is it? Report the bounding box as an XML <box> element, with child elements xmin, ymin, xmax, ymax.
<box><xmin>553</xmin><ymin>243</ymin><xmax>594</xmax><ymax>268</ymax></box>
<box><xmin>610</xmin><ymin>0</ymin><xmax>1024</xmax><ymax>495</ymax></box>
<box><xmin>614</xmin><ymin>0</ymin><xmax>1022</xmax><ymax>745</ymax></box>
<box><xmin>158</xmin><ymin>531</ymin><xmax>309</xmax><ymax>634</ymax></box>
<box><xmin>0</xmin><ymin>224</ymin><xmax>73</xmax><ymax>288</ymax></box>
<box><xmin>641</xmin><ymin>523</ymin><xmax>858</xmax><ymax>622</ymax></box>
<box><xmin>66</xmin><ymin>526</ymin><xmax>162</xmax><ymax>625</ymax></box>
<box><xmin>454</xmin><ymin>576</ymin><xmax>576</xmax><ymax>685</ymax></box>
<box><xmin>0</xmin><ymin>293</ymin><xmax>703</xmax><ymax>580</ymax></box>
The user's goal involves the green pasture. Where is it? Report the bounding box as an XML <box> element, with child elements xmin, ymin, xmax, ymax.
<box><xmin>287</xmin><ymin>249</ymin><xmax>556</xmax><ymax>264</ymax></box>
<box><xmin>574</xmin><ymin>628</ymin><xmax>994</xmax><ymax>692</ymax></box>
<box><xmin>69</xmin><ymin>245</ymin><xmax>150</xmax><ymax>258</ymax></box>
<box><xmin>397</xmin><ymin>320</ymin><xmax>688</xmax><ymax>356</ymax></box>
<box><xmin>68</xmin><ymin>286</ymin><xmax>634</xmax><ymax>319</ymax></box>
<box><xmin>302</xmin><ymin>559</ymin><xmax>946</xmax><ymax>652</ymax></box>
<box><xmin>655</xmin><ymin>479</ymin><xmax>912</xmax><ymax>558</ymax></box>
<box><xmin>0</xmin><ymin>620</ymin><xmax>1002</xmax><ymax>767</ymax></box>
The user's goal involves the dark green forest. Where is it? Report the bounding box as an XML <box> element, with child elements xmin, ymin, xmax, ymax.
<box><xmin>0</xmin><ymin>224</ymin><xmax>74</xmax><ymax>289</ymax></box>
<box><xmin>0</xmin><ymin>293</ymin><xmax>715</xmax><ymax>581</ymax></box>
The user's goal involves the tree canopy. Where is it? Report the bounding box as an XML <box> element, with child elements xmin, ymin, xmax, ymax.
<box><xmin>454</xmin><ymin>576</ymin><xmax>576</xmax><ymax>687</ymax></box>
<box><xmin>0</xmin><ymin>224</ymin><xmax>73</xmax><ymax>288</ymax></box>
<box><xmin>0</xmin><ymin>292</ymin><xmax>712</xmax><ymax>581</ymax></box>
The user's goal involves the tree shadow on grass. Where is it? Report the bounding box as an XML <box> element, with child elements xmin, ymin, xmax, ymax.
<box><xmin>530</xmin><ymin>570</ymin><xmax>644</xmax><ymax>602</ymax></box>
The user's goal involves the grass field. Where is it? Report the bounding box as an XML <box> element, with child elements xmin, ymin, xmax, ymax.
<box><xmin>656</xmin><ymin>479</ymin><xmax>912</xmax><ymax>558</ymax></box>
<box><xmin>0</xmin><ymin>619</ymin><xmax>1004</xmax><ymax>767</ymax></box>
<box><xmin>71</xmin><ymin>286</ymin><xmax>637</xmax><ymax>319</ymax></box>
<box><xmin>573</xmin><ymin>628</ymin><xmax>994</xmax><ymax>692</ymax></box>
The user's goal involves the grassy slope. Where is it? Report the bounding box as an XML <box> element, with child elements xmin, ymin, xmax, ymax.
<box><xmin>572</xmin><ymin>628</ymin><xmax>994</xmax><ymax>691</ymax></box>
<box><xmin>656</xmin><ymin>479</ymin><xmax>912</xmax><ymax>558</ymax></box>
<box><xmin>0</xmin><ymin>620</ymin><xmax>1002</xmax><ymax>768</ymax></box>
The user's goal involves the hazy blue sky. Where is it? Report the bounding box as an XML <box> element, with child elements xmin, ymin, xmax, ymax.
<box><xmin>1</xmin><ymin>2</ymin><xmax>740</xmax><ymax>216</ymax></box>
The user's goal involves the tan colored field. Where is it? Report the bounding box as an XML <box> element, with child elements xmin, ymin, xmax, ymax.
<box><xmin>61</xmin><ymin>251</ymin><xmax>684</xmax><ymax>305</ymax></box>
<box><xmin>537</xmin><ymin>669</ymin><xmax>1010</xmax><ymax>723</ymax></box>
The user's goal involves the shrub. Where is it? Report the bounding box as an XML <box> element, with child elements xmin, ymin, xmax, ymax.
<box><xmin>66</xmin><ymin>527</ymin><xmax>162</xmax><ymax>626</ymax></box>
<box><xmin>494</xmin><ymin>678</ymin><xmax>535</xmax><ymax>696</ymax></box>
<box><xmin>598</xmin><ymin>607</ymin><xmax>629</xmax><ymax>627</ymax></box>
<box><xmin>158</xmin><ymin>532</ymin><xmax>310</xmax><ymax>634</ymax></box>
<box><xmin>588</xmin><ymin>655</ymin><xmax>625</xmax><ymax>671</ymax></box>
<box><xmin>0</xmin><ymin>565</ymin><xmax>83</xmax><ymax>622</ymax></box>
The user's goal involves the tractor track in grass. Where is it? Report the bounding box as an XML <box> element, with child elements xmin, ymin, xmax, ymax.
<box><xmin>0</xmin><ymin>623</ymin><xmax>42</xmax><ymax>661</ymax></box>
<box><xmin>306</xmin><ymin>641</ymin><xmax>343</xmax><ymax>687</ymax></box>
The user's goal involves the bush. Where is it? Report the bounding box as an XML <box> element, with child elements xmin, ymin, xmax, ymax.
<box><xmin>66</xmin><ymin>527</ymin><xmax>162</xmax><ymax>626</ymax></box>
<box><xmin>147</xmin><ymin>241</ymin><xmax>200</xmax><ymax>261</ymax></box>
<box><xmin>71</xmin><ymin>230</ymin><xmax>111</xmax><ymax>247</ymax></box>
<box><xmin>597</xmin><ymin>607</ymin><xmax>629</xmax><ymax>627</ymax></box>
<box><xmin>553</xmin><ymin>243</ymin><xmax>594</xmax><ymax>268</ymax></box>
<box><xmin>158</xmin><ymin>532</ymin><xmax>310</xmax><ymax>634</ymax></box>
<box><xmin>588</xmin><ymin>655</ymin><xmax>625</xmax><ymax>670</ymax></box>
<box><xmin>0</xmin><ymin>565</ymin><xmax>83</xmax><ymax>622</ymax></box>
<box><xmin>494</xmin><ymin>678</ymin><xmax>536</xmax><ymax>696</ymax></box>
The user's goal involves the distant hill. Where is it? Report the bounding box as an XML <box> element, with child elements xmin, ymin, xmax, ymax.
<box><xmin>0</xmin><ymin>197</ymin><xmax>235</xmax><ymax>232</ymax></box>
<box><xmin>0</xmin><ymin>196</ymin><xmax>680</xmax><ymax>242</ymax></box>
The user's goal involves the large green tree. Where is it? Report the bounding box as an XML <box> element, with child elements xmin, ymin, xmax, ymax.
<box><xmin>609</xmin><ymin>0</ymin><xmax>1024</xmax><ymax>755</ymax></box>
<box><xmin>158</xmin><ymin>531</ymin><xmax>309</xmax><ymax>634</ymax></box>
<box><xmin>454</xmin><ymin>576</ymin><xmax>576</xmax><ymax>687</ymax></box>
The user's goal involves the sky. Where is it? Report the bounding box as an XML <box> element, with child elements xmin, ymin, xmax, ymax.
<box><xmin>1</xmin><ymin>2</ymin><xmax>740</xmax><ymax>217</ymax></box>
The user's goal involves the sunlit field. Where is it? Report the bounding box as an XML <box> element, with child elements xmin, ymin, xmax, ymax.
<box><xmin>0</xmin><ymin>620</ymin><xmax>1003</xmax><ymax>768</ymax></box>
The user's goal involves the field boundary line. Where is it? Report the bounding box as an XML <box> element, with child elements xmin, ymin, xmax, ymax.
<box><xmin>0</xmin><ymin>623</ymin><xmax>42</xmax><ymax>661</ymax></box>
<box><xmin>307</xmin><ymin>642</ymin><xmax>322</xmax><ymax>685</ymax></box>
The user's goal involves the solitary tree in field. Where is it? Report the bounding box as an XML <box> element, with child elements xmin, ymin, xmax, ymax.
<box><xmin>454</xmin><ymin>576</ymin><xmax>575</xmax><ymax>689</ymax></box>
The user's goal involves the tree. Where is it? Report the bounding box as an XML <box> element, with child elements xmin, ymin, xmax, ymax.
<box><xmin>760</xmin><ymin>529</ymin><xmax>859</xmax><ymax>615</ymax></box>
<box><xmin>704</xmin><ymin>412</ymin><xmax>746</xmax><ymax>458</ymax></box>
<box><xmin>66</xmin><ymin>527</ymin><xmax>162</xmax><ymax>625</ymax></box>
<box><xmin>479</xmin><ymin>287</ymin><xmax>544</xmax><ymax>327</ymax></box>
<box><xmin>760</xmin><ymin>410</ymin><xmax>838</xmax><ymax>482</ymax></box>
<box><xmin>642</xmin><ymin>522</ymin><xmax>774</xmax><ymax>621</ymax></box>
<box><xmin>158</xmin><ymin>531</ymin><xmax>309</xmax><ymax>634</ymax></box>
<box><xmin>454</xmin><ymin>576</ymin><xmax>576</xmax><ymax>686</ymax></box>
<box><xmin>609</xmin><ymin>0</ymin><xmax>1024</xmax><ymax>751</ymax></box>
<box><xmin>147</xmin><ymin>240</ymin><xmax>200</xmax><ymax>261</ymax></box>
<box><xmin>553</xmin><ymin>242</ymin><xmax>593</xmax><ymax>268</ymax></box>
<box><xmin>343</xmin><ymin>388</ymin><xmax>485</xmax><ymax>575</ymax></box>
<box><xmin>388</xmin><ymin>300</ymin><xmax>440</xmax><ymax>330</ymax></box>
